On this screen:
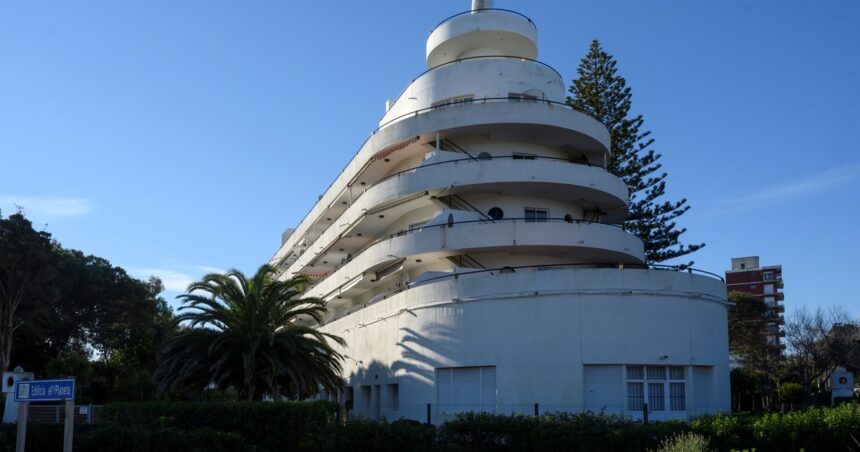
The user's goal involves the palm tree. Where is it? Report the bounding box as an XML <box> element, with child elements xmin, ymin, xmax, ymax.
<box><xmin>155</xmin><ymin>264</ymin><xmax>345</xmax><ymax>401</ymax></box>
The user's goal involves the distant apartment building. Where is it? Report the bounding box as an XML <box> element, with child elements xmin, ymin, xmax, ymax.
<box><xmin>725</xmin><ymin>256</ymin><xmax>785</xmax><ymax>347</ymax></box>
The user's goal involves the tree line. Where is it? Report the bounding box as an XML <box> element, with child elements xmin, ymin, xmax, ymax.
<box><xmin>728</xmin><ymin>291</ymin><xmax>859</xmax><ymax>411</ymax></box>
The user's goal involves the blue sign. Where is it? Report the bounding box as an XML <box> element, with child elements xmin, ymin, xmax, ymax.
<box><xmin>13</xmin><ymin>379</ymin><xmax>75</xmax><ymax>402</ymax></box>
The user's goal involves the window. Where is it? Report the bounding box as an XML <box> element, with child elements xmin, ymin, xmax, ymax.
<box><xmin>763</xmin><ymin>271</ymin><xmax>774</xmax><ymax>281</ymax></box>
<box><xmin>627</xmin><ymin>366</ymin><xmax>685</xmax><ymax>412</ymax></box>
<box><xmin>512</xmin><ymin>152</ymin><xmax>536</xmax><ymax>160</ymax></box>
<box><xmin>432</xmin><ymin>95</ymin><xmax>474</xmax><ymax>109</ymax></box>
<box><xmin>524</xmin><ymin>208</ymin><xmax>548</xmax><ymax>223</ymax></box>
<box><xmin>764</xmin><ymin>284</ymin><xmax>774</xmax><ymax>294</ymax></box>
<box><xmin>508</xmin><ymin>92</ymin><xmax>538</xmax><ymax>102</ymax></box>
<box><xmin>764</xmin><ymin>296</ymin><xmax>775</xmax><ymax>307</ymax></box>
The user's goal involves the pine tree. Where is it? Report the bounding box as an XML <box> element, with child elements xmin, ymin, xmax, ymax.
<box><xmin>566</xmin><ymin>40</ymin><xmax>704</xmax><ymax>264</ymax></box>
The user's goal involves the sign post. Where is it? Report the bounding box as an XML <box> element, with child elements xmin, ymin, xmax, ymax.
<box><xmin>14</xmin><ymin>378</ymin><xmax>76</xmax><ymax>452</ymax></box>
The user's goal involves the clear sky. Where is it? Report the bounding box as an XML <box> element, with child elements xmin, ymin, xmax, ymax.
<box><xmin>1</xmin><ymin>1</ymin><xmax>858</xmax><ymax>317</ymax></box>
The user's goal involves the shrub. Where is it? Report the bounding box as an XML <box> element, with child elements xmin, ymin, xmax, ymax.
<box><xmin>652</xmin><ymin>432</ymin><xmax>710</xmax><ymax>452</ymax></box>
<box><xmin>101</xmin><ymin>400</ymin><xmax>337</xmax><ymax>450</ymax></box>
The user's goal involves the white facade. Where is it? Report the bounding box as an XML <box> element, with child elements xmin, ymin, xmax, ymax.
<box><xmin>270</xmin><ymin>2</ymin><xmax>730</xmax><ymax>422</ymax></box>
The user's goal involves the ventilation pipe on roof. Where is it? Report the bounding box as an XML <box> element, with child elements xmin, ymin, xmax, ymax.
<box><xmin>472</xmin><ymin>0</ymin><xmax>491</xmax><ymax>12</ymax></box>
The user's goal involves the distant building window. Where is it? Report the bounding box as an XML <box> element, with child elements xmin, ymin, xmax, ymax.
<box><xmin>740</xmin><ymin>263</ymin><xmax>746</xmax><ymax>269</ymax></box>
<box><xmin>524</xmin><ymin>208</ymin><xmax>548</xmax><ymax>223</ymax></box>
<box><xmin>764</xmin><ymin>284</ymin><xmax>774</xmax><ymax>294</ymax></box>
<box><xmin>763</xmin><ymin>271</ymin><xmax>774</xmax><ymax>281</ymax></box>
<box><xmin>764</xmin><ymin>296</ymin><xmax>776</xmax><ymax>307</ymax></box>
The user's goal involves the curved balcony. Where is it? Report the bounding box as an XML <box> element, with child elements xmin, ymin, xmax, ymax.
<box><xmin>271</xmin><ymin>99</ymin><xmax>612</xmax><ymax>270</ymax></box>
<box><xmin>303</xmin><ymin>218</ymin><xmax>645</xmax><ymax>302</ymax></box>
<box><xmin>427</xmin><ymin>9</ymin><xmax>538</xmax><ymax>67</ymax></box>
<box><xmin>381</xmin><ymin>55</ymin><xmax>565</xmax><ymax>123</ymax></box>
<box><xmin>320</xmin><ymin>263</ymin><xmax>727</xmax><ymax>326</ymax></box>
<box><xmin>281</xmin><ymin>156</ymin><xmax>629</xmax><ymax>273</ymax></box>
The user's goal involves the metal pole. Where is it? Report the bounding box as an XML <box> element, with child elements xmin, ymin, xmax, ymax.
<box><xmin>534</xmin><ymin>402</ymin><xmax>539</xmax><ymax>416</ymax></box>
<box><xmin>15</xmin><ymin>402</ymin><xmax>27</xmax><ymax>452</ymax></box>
<box><xmin>426</xmin><ymin>403</ymin><xmax>431</xmax><ymax>424</ymax></box>
<box><xmin>642</xmin><ymin>402</ymin><xmax>649</xmax><ymax>424</ymax></box>
<box><xmin>63</xmin><ymin>399</ymin><xmax>74</xmax><ymax>452</ymax></box>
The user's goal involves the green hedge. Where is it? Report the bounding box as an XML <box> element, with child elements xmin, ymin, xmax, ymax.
<box><xmin>1</xmin><ymin>403</ymin><xmax>858</xmax><ymax>451</ymax></box>
<box><xmin>101</xmin><ymin>400</ymin><xmax>338</xmax><ymax>450</ymax></box>
<box><xmin>692</xmin><ymin>404</ymin><xmax>860</xmax><ymax>451</ymax></box>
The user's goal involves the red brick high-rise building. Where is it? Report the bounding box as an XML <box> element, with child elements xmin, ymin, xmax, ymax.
<box><xmin>725</xmin><ymin>256</ymin><xmax>785</xmax><ymax>347</ymax></box>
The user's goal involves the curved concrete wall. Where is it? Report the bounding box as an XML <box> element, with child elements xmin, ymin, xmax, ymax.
<box><xmin>383</xmin><ymin>58</ymin><xmax>564</xmax><ymax>122</ymax></box>
<box><xmin>306</xmin><ymin>221</ymin><xmax>644</xmax><ymax>302</ymax></box>
<box><xmin>322</xmin><ymin>269</ymin><xmax>730</xmax><ymax>422</ymax></box>
<box><xmin>427</xmin><ymin>10</ymin><xmax>538</xmax><ymax>67</ymax></box>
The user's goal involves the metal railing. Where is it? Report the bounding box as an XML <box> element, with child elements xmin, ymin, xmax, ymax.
<box><xmin>379</xmin><ymin>154</ymin><xmax>597</xmax><ymax>185</ymax></box>
<box><xmin>306</xmin><ymin>217</ymin><xmax>630</xmax><ymax>289</ymax></box>
<box><xmin>318</xmin><ymin>261</ymin><xmax>725</xmax><ymax>326</ymax></box>
<box><xmin>430</xmin><ymin>8</ymin><xmax>537</xmax><ymax>35</ymax></box>
<box><xmin>286</xmin><ymin>154</ymin><xmax>604</xmax><ymax>270</ymax></box>
<box><xmin>384</xmin><ymin>55</ymin><xmax>564</xmax><ymax>115</ymax></box>
<box><xmin>275</xmin><ymin>95</ymin><xmax>601</xmax><ymax>270</ymax></box>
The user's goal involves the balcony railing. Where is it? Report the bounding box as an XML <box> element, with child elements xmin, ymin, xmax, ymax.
<box><xmin>302</xmin><ymin>216</ymin><xmax>630</xmax><ymax>287</ymax></box>
<box><xmin>318</xmin><ymin>261</ymin><xmax>726</xmax><ymax>326</ymax></box>
<box><xmin>283</xmin><ymin>155</ymin><xmax>608</xmax><ymax>270</ymax></box>
<box><xmin>275</xmin><ymin>94</ymin><xmax>603</xmax><ymax>272</ymax></box>
<box><xmin>430</xmin><ymin>8</ymin><xmax>536</xmax><ymax>35</ymax></box>
<box><xmin>384</xmin><ymin>55</ymin><xmax>564</xmax><ymax>116</ymax></box>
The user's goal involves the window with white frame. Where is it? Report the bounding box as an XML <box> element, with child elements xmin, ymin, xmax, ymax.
<box><xmin>764</xmin><ymin>284</ymin><xmax>775</xmax><ymax>294</ymax></box>
<box><xmin>524</xmin><ymin>208</ymin><xmax>548</xmax><ymax>223</ymax></box>
<box><xmin>508</xmin><ymin>92</ymin><xmax>539</xmax><ymax>102</ymax></box>
<box><xmin>763</xmin><ymin>271</ymin><xmax>774</xmax><ymax>281</ymax></box>
<box><xmin>626</xmin><ymin>366</ymin><xmax>686</xmax><ymax>412</ymax></box>
<box><xmin>432</xmin><ymin>95</ymin><xmax>474</xmax><ymax>109</ymax></box>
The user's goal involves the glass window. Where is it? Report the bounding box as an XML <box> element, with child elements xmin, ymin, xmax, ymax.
<box><xmin>647</xmin><ymin>366</ymin><xmax>666</xmax><ymax>381</ymax></box>
<box><xmin>627</xmin><ymin>366</ymin><xmax>686</xmax><ymax>413</ymax></box>
<box><xmin>524</xmin><ymin>208</ymin><xmax>548</xmax><ymax>223</ymax></box>
<box><xmin>763</xmin><ymin>271</ymin><xmax>774</xmax><ymax>281</ymax></box>
<box><xmin>670</xmin><ymin>383</ymin><xmax>685</xmax><ymax>411</ymax></box>
<box><xmin>648</xmin><ymin>383</ymin><xmax>665</xmax><ymax>411</ymax></box>
<box><xmin>627</xmin><ymin>382</ymin><xmax>644</xmax><ymax>411</ymax></box>
<box><xmin>764</xmin><ymin>284</ymin><xmax>774</xmax><ymax>294</ymax></box>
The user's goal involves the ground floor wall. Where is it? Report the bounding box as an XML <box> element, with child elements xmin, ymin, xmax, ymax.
<box><xmin>318</xmin><ymin>268</ymin><xmax>730</xmax><ymax>423</ymax></box>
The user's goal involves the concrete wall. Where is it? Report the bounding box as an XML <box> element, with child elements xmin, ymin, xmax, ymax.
<box><xmin>322</xmin><ymin>268</ymin><xmax>730</xmax><ymax>422</ymax></box>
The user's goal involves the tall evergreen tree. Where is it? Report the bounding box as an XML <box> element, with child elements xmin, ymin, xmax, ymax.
<box><xmin>567</xmin><ymin>40</ymin><xmax>704</xmax><ymax>264</ymax></box>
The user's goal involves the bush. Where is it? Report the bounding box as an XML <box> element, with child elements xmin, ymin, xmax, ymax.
<box><xmin>652</xmin><ymin>432</ymin><xmax>710</xmax><ymax>452</ymax></box>
<box><xmin>2</xmin><ymin>403</ymin><xmax>857</xmax><ymax>451</ymax></box>
<box><xmin>102</xmin><ymin>400</ymin><xmax>338</xmax><ymax>450</ymax></box>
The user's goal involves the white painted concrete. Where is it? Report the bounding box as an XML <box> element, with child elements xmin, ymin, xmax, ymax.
<box><xmin>273</xmin><ymin>4</ymin><xmax>730</xmax><ymax>422</ymax></box>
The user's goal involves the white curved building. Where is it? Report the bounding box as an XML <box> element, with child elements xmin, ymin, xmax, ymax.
<box><xmin>270</xmin><ymin>1</ymin><xmax>729</xmax><ymax>422</ymax></box>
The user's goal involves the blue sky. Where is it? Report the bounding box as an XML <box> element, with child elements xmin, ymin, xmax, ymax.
<box><xmin>1</xmin><ymin>0</ymin><xmax>858</xmax><ymax>317</ymax></box>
